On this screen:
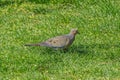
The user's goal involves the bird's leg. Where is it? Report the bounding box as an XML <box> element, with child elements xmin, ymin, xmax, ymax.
<box><xmin>63</xmin><ymin>48</ymin><xmax>68</xmax><ymax>52</ymax></box>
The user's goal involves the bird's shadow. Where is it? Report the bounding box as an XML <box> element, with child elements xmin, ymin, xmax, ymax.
<box><xmin>67</xmin><ymin>44</ymin><xmax>90</xmax><ymax>54</ymax></box>
<box><xmin>25</xmin><ymin>43</ymin><xmax>120</xmax><ymax>55</ymax></box>
<box><xmin>38</xmin><ymin>44</ymin><xmax>90</xmax><ymax>55</ymax></box>
<box><xmin>65</xmin><ymin>43</ymin><xmax>120</xmax><ymax>54</ymax></box>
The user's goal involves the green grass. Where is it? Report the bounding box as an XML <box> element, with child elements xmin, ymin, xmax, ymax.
<box><xmin>0</xmin><ymin>0</ymin><xmax>120</xmax><ymax>80</ymax></box>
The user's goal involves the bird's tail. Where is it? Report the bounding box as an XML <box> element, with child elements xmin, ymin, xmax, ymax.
<box><xmin>24</xmin><ymin>42</ymin><xmax>50</xmax><ymax>47</ymax></box>
<box><xmin>24</xmin><ymin>43</ymin><xmax>41</xmax><ymax>46</ymax></box>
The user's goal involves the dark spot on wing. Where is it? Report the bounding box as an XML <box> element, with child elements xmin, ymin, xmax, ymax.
<box><xmin>48</xmin><ymin>40</ymin><xmax>52</xmax><ymax>42</ymax></box>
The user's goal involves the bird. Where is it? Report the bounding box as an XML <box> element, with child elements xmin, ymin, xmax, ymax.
<box><xmin>25</xmin><ymin>28</ymin><xmax>79</xmax><ymax>50</ymax></box>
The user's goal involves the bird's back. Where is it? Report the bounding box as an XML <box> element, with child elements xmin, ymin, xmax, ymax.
<box><xmin>43</xmin><ymin>35</ymin><xmax>71</xmax><ymax>48</ymax></box>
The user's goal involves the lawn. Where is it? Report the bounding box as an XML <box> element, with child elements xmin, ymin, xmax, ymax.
<box><xmin>0</xmin><ymin>0</ymin><xmax>120</xmax><ymax>80</ymax></box>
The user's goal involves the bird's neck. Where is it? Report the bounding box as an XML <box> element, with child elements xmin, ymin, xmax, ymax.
<box><xmin>69</xmin><ymin>33</ymin><xmax>76</xmax><ymax>36</ymax></box>
<box><xmin>69</xmin><ymin>33</ymin><xmax>76</xmax><ymax>39</ymax></box>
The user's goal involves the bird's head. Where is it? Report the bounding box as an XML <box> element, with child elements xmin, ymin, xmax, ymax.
<box><xmin>70</xmin><ymin>28</ymin><xmax>79</xmax><ymax>35</ymax></box>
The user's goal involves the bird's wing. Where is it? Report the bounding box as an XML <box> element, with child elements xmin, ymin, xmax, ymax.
<box><xmin>42</xmin><ymin>35</ymin><xmax>70</xmax><ymax>48</ymax></box>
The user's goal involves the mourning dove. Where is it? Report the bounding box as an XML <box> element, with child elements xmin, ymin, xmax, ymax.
<box><xmin>25</xmin><ymin>28</ymin><xmax>79</xmax><ymax>49</ymax></box>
